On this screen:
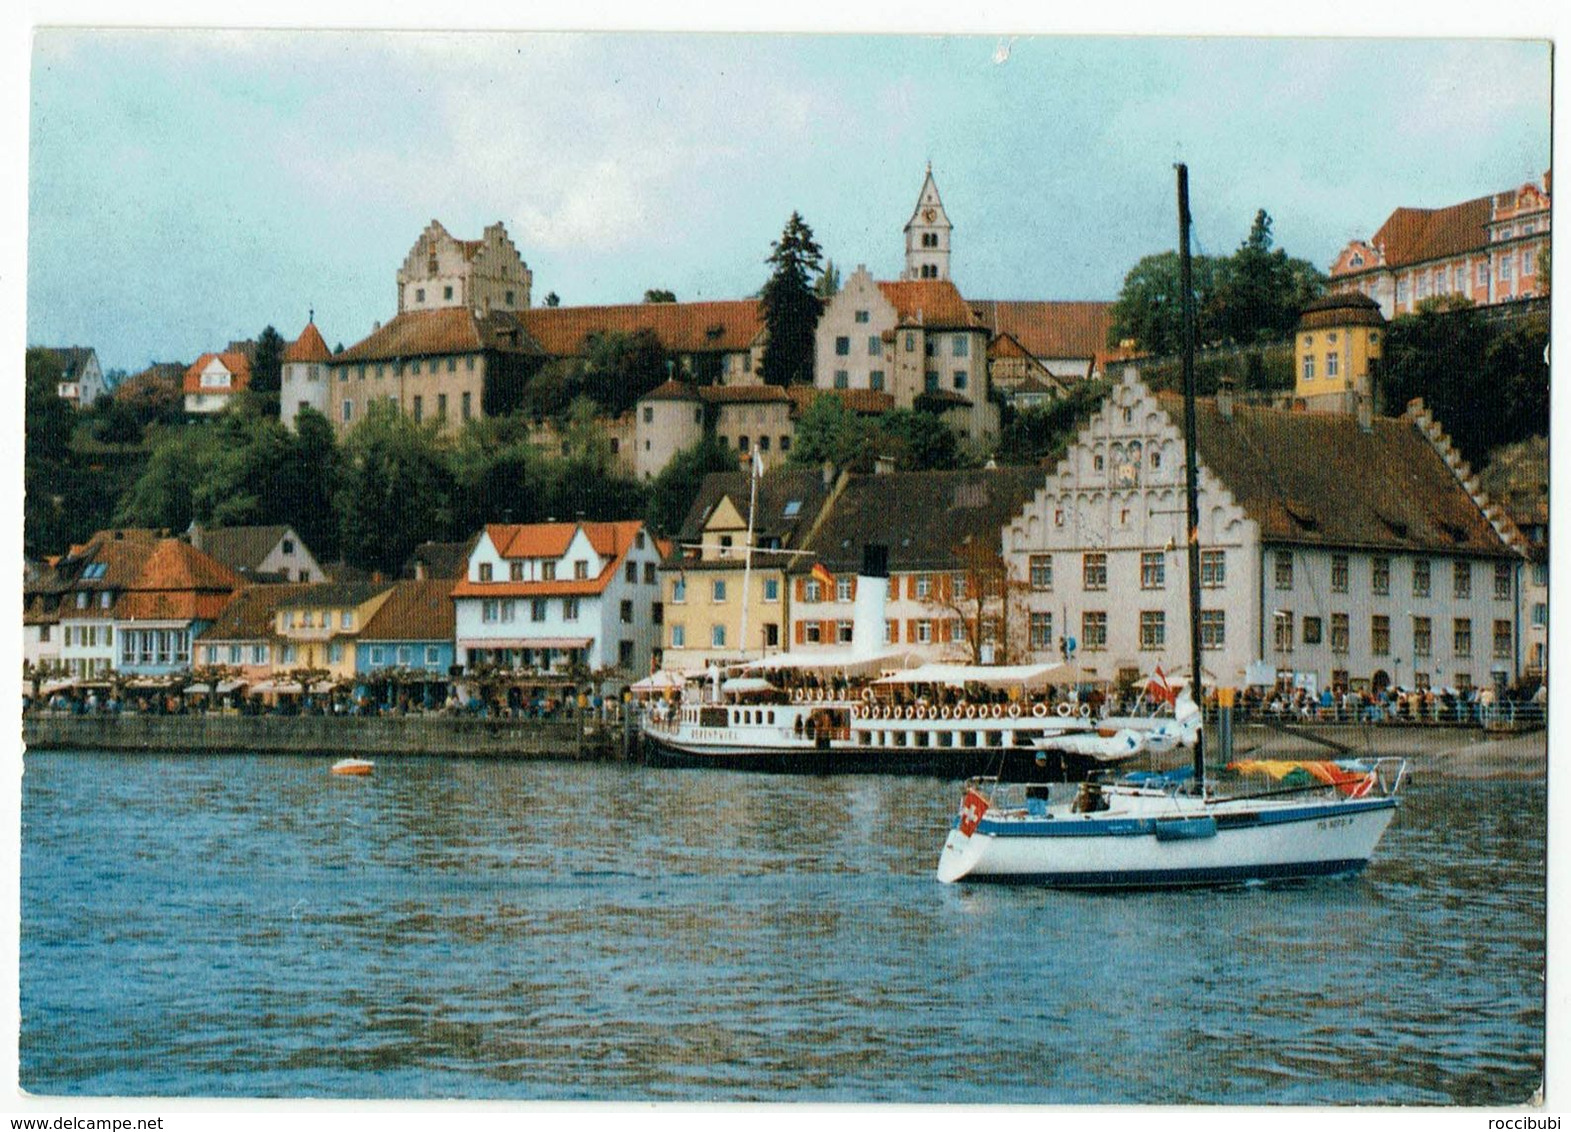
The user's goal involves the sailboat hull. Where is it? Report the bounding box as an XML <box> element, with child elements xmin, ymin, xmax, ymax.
<box><xmin>936</xmin><ymin>794</ymin><xmax>1398</xmax><ymax>888</ymax></box>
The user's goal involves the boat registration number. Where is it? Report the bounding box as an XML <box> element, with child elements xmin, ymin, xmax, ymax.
<box><xmin>1317</xmin><ymin>816</ymin><xmax>1354</xmax><ymax>830</ymax></box>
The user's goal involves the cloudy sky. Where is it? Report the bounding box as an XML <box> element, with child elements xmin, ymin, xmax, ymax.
<box><xmin>26</xmin><ymin>30</ymin><xmax>1552</xmax><ymax>374</ymax></box>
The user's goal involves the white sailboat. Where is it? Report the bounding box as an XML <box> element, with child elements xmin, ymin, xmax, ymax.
<box><xmin>935</xmin><ymin>165</ymin><xmax>1408</xmax><ymax>887</ymax></box>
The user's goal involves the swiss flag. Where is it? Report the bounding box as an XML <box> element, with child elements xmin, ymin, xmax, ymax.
<box><xmin>1146</xmin><ymin>665</ymin><xmax>1177</xmax><ymax>706</ymax></box>
<box><xmin>958</xmin><ymin>788</ymin><xmax>990</xmax><ymax>836</ymax></box>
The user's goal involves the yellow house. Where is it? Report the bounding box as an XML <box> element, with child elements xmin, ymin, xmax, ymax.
<box><xmin>1294</xmin><ymin>292</ymin><xmax>1385</xmax><ymax>413</ymax></box>
<box><xmin>273</xmin><ymin>582</ymin><xmax>395</xmax><ymax>683</ymax></box>
<box><xmin>659</xmin><ymin>466</ymin><xmax>840</xmax><ymax>672</ymax></box>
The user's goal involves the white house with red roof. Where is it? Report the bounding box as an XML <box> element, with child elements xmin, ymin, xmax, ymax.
<box><xmin>183</xmin><ymin>351</ymin><xmax>252</xmax><ymax>414</ymax></box>
<box><xmin>451</xmin><ymin>520</ymin><xmax>666</xmax><ymax>678</ymax></box>
<box><xmin>279</xmin><ymin>316</ymin><xmax>335</xmax><ymax>431</ymax></box>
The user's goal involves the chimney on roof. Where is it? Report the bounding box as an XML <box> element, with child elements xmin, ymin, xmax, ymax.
<box><xmin>1217</xmin><ymin>377</ymin><xmax>1235</xmax><ymax>421</ymax></box>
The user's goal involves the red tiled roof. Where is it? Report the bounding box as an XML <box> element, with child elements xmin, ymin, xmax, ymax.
<box><xmin>520</xmin><ymin>300</ymin><xmax>763</xmax><ymax>356</ymax></box>
<box><xmin>282</xmin><ymin>321</ymin><xmax>332</xmax><ymax>363</ymax></box>
<box><xmin>875</xmin><ymin>280</ymin><xmax>988</xmax><ymax>330</ymax></box>
<box><xmin>182</xmin><ymin>352</ymin><xmax>253</xmax><ymax>396</ymax></box>
<box><xmin>642</xmin><ymin>379</ymin><xmax>704</xmax><ymax>403</ymax></box>
<box><xmin>699</xmin><ymin>385</ymin><xmax>793</xmax><ymax>405</ymax></box>
<box><xmin>111</xmin><ymin>538</ymin><xmax>242</xmax><ymax>622</ymax></box>
<box><xmin>971</xmin><ymin>300</ymin><xmax>1127</xmax><ymax>361</ymax></box>
<box><xmin>334</xmin><ymin>308</ymin><xmax>541</xmax><ymax>363</ymax></box>
<box><xmin>1367</xmin><ymin>196</ymin><xmax>1492</xmax><ymax>270</ymax></box>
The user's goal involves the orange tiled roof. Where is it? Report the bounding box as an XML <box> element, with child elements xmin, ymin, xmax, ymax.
<box><xmin>282</xmin><ymin>321</ymin><xmax>333</xmax><ymax>363</ymax></box>
<box><xmin>182</xmin><ymin>352</ymin><xmax>253</xmax><ymax>396</ymax></box>
<box><xmin>875</xmin><ymin>280</ymin><xmax>987</xmax><ymax>330</ymax></box>
<box><xmin>642</xmin><ymin>379</ymin><xmax>704</xmax><ymax>403</ymax></box>
<box><xmin>334</xmin><ymin>308</ymin><xmax>542</xmax><ymax>363</ymax></box>
<box><xmin>455</xmin><ymin>521</ymin><xmax>649</xmax><ymax>598</ymax></box>
<box><xmin>519</xmin><ymin>300</ymin><xmax>762</xmax><ymax>356</ymax></box>
<box><xmin>699</xmin><ymin>385</ymin><xmax>793</xmax><ymax>405</ymax></box>
<box><xmin>1366</xmin><ymin>196</ymin><xmax>1493</xmax><ymax>271</ymax></box>
<box><xmin>971</xmin><ymin>300</ymin><xmax>1127</xmax><ymax>361</ymax></box>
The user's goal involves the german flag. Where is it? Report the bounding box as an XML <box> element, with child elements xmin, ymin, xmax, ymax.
<box><xmin>810</xmin><ymin>562</ymin><xmax>835</xmax><ymax>589</ymax></box>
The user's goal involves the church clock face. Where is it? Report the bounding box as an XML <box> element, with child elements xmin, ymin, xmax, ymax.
<box><xmin>923</xmin><ymin>208</ymin><xmax>936</xmax><ymax>222</ymax></box>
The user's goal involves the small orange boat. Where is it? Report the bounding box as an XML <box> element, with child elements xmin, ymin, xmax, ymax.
<box><xmin>330</xmin><ymin>758</ymin><xmax>375</xmax><ymax>776</ymax></box>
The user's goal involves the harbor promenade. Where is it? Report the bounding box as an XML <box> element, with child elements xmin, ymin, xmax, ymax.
<box><xmin>21</xmin><ymin>710</ymin><xmax>1544</xmax><ymax>779</ymax></box>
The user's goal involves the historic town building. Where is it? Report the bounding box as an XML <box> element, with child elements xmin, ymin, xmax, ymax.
<box><xmin>451</xmin><ymin>520</ymin><xmax>666</xmax><ymax>677</ymax></box>
<box><xmin>786</xmin><ymin>465</ymin><xmax>1044</xmax><ymax>664</ymax></box>
<box><xmin>183</xmin><ymin>351</ymin><xmax>252</xmax><ymax>414</ymax></box>
<box><xmin>1328</xmin><ymin>171</ymin><xmax>1551</xmax><ymax>318</ymax></box>
<box><xmin>187</xmin><ymin>523</ymin><xmax>328</xmax><ymax>584</ymax></box>
<box><xmin>1292</xmin><ymin>292</ymin><xmax>1386</xmax><ymax>413</ymax></box>
<box><xmin>659</xmin><ymin>467</ymin><xmax>840</xmax><ymax>671</ymax></box>
<box><xmin>38</xmin><ymin>346</ymin><xmax>107</xmax><ymax>408</ymax></box>
<box><xmin>1006</xmin><ymin>371</ymin><xmax>1526</xmax><ymax>698</ymax></box>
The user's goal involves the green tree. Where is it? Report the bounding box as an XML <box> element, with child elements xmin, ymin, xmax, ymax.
<box><xmin>449</xmin><ymin>414</ymin><xmax>548</xmax><ymax>533</ymax></box>
<box><xmin>335</xmin><ymin>402</ymin><xmax>453</xmax><ymax>575</ymax></box>
<box><xmin>1108</xmin><ymin>251</ymin><xmax>1221</xmax><ymax>355</ymax></box>
<box><xmin>874</xmin><ymin>409</ymin><xmax>962</xmax><ymax>470</ymax></box>
<box><xmin>24</xmin><ymin>349</ymin><xmax>78</xmax><ymax>554</ymax></box>
<box><xmin>544</xmin><ymin>292</ymin><xmax>561</xmax><ymax>308</ymax></box>
<box><xmin>646</xmin><ymin>436</ymin><xmax>738</xmax><ymax>535</ymax></box>
<box><xmin>115</xmin><ymin>423</ymin><xmax>222</xmax><ymax>531</ymax></box>
<box><xmin>643</xmin><ymin>289</ymin><xmax>677</xmax><ymax>303</ymax></box>
<box><xmin>578</xmin><ymin>329</ymin><xmax>670</xmax><ymax>417</ymax></box>
<box><xmin>1377</xmin><ymin>302</ymin><xmax>1547</xmax><ymax>467</ymax></box>
<box><xmin>814</xmin><ymin>259</ymin><xmax>842</xmax><ymax>300</ymax></box>
<box><xmin>995</xmin><ymin>379</ymin><xmax>1112</xmax><ymax>466</ymax></box>
<box><xmin>248</xmin><ymin>326</ymin><xmax>286</xmax><ymax>416</ymax></box>
<box><xmin>759</xmin><ymin>211</ymin><xmax>825</xmax><ymax>386</ymax></box>
<box><xmin>786</xmin><ymin>393</ymin><xmax>872</xmax><ymax>468</ymax></box>
<box><xmin>1206</xmin><ymin>210</ymin><xmax>1326</xmax><ymax>345</ymax></box>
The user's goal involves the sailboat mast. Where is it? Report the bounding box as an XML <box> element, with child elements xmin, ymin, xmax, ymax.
<box><xmin>1177</xmin><ymin>163</ymin><xmax>1206</xmax><ymax>788</ymax></box>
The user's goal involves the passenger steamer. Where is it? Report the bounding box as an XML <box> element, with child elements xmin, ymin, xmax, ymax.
<box><xmin>642</xmin><ymin>549</ymin><xmax>1197</xmax><ymax>778</ymax></box>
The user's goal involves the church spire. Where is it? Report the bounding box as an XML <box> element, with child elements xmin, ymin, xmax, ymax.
<box><xmin>903</xmin><ymin>164</ymin><xmax>952</xmax><ymax>281</ymax></box>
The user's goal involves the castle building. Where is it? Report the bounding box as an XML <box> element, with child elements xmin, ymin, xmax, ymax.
<box><xmin>398</xmin><ymin>220</ymin><xmax>532</xmax><ymax>315</ymax></box>
<box><xmin>279</xmin><ymin>316</ymin><xmax>334</xmax><ymax>429</ymax></box>
<box><xmin>1328</xmin><ymin>172</ymin><xmax>1551</xmax><ymax>319</ymax></box>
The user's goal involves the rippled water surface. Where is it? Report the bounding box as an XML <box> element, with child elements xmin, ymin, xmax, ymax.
<box><xmin>21</xmin><ymin>751</ymin><xmax>1545</xmax><ymax>1103</ymax></box>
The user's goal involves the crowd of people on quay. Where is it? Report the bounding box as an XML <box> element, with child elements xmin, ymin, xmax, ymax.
<box><xmin>23</xmin><ymin>685</ymin><xmax>625</xmax><ymax>722</ymax></box>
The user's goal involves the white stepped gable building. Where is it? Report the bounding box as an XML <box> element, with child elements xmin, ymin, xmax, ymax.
<box><xmin>398</xmin><ymin>220</ymin><xmax>532</xmax><ymax>315</ymax></box>
<box><xmin>451</xmin><ymin>520</ymin><xmax>665</xmax><ymax>676</ymax></box>
<box><xmin>1005</xmin><ymin>371</ymin><xmax>1526</xmax><ymax>698</ymax></box>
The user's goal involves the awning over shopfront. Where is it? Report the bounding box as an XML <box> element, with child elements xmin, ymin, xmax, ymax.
<box><xmin>457</xmin><ymin>638</ymin><xmax>593</xmax><ymax>651</ymax></box>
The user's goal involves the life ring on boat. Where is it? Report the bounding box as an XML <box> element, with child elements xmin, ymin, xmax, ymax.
<box><xmin>915</xmin><ymin>704</ymin><xmax>928</xmax><ymax>720</ymax></box>
<box><xmin>1056</xmin><ymin>702</ymin><xmax>1073</xmax><ymax>718</ymax></box>
<box><xmin>1008</xmin><ymin>703</ymin><xmax>1022</xmax><ymax>719</ymax></box>
<box><xmin>862</xmin><ymin>687</ymin><xmax>875</xmax><ymax>703</ymax></box>
<box><xmin>1079</xmin><ymin>704</ymin><xmax>1092</xmax><ymax>718</ymax></box>
<box><xmin>1033</xmin><ymin>702</ymin><xmax>1049</xmax><ymax>719</ymax></box>
<box><xmin>816</xmin><ymin>687</ymin><xmax>826</xmax><ymax>702</ymax></box>
<box><xmin>904</xmin><ymin>705</ymin><xmax>915</xmax><ymax>721</ymax></box>
<box><xmin>940</xmin><ymin>704</ymin><xmax>952</xmax><ymax>719</ymax></box>
<box><xmin>966</xmin><ymin>704</ymin><xmax>978</xmax><ymax>719</ymax></box>
<box><xmin>793</xmin><ymin>688</ymin><xmax>804</xmax><ymax>703</ymax></box>
<box><xmin>991</xmin><ymin>704</ymin><xmax>1003</xmax><ymax>719</ymax></box>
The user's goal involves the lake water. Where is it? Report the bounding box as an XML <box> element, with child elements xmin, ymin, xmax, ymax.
<box><xmin>20</xmin><ymin>750</ymin><xmax>1545</xmax><ymax>1104</ymax></box>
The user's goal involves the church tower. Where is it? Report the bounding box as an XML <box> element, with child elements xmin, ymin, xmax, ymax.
<box><xmin>902</xmin><ymin>163</ymin><xmax>953</xmax><ymax>281</ymax></box>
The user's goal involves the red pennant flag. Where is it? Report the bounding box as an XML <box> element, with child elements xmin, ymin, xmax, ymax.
<box><xmin>958</xmin><ymin>787</ymin><xmax>990</xmax><ymax>836</ymax></box>
<box><xmin>1146</xmin><ymin>665</ymin><xmax>1177</xmax><ymax>706</ymax></box>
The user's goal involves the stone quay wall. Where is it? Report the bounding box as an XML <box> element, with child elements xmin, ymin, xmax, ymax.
<box><xmin>22</xmin><ymin>713</ymin><xmax>628</xmax><ymax>761</ymax></box>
